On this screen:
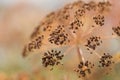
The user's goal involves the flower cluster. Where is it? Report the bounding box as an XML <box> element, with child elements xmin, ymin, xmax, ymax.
<box><xmin>75</xmin><ymin>61</ymin><xmax>94</xmax><ymax>78</ymax></box>
<box><xmin>22</xmin><ymin>0</ymin><xmax>119</xmax><ymax>79</ymax></box>
<box><xmin>99</xmin><ymin>53</ymin><xmax>114</xmax><ymax>68</ymax></box>
<box><xmin>42</xmin><ymin>50</ymin><xmax>64</xmax><ymax>70</ymax></box>
<box><xmin>112</xmin><ymin>26</ymin><xmax>120</xmax><ymax>37</ymax></box>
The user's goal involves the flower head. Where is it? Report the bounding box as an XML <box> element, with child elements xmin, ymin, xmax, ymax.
<box><xmin>22</xmin><ymin>0</ymin><xmax>120</xmax><ymax>79</ymax></box>
<box><xmin>42</xmin><ymin>49</ymin><xmax>64</xmax><ymax>70</ymax></box>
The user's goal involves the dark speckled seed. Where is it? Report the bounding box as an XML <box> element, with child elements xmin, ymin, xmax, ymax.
<box><xmin>98</xmin><ymin>53</ymin><xmax>114</xmax><ymax>68</ymax></box>
<box><xmin>27</xmin><ymin>35</ymin><xmax>44</xmax><ymax>52</ymax></box>
<box><xmin>74</xmin><ymin>8</ymin><xmax>85</xmax><ymax>17</ymax></box>
<box><xmin>85</xmin><ymin>36</ymin><xmax>102</xmax><ymax>51</ymax></box>
<box><xmin>42</xmin><ymin>49</ymin><xmax>64</xmax><ymax>70</ymax></box>
<box><xmin>75</xmin><ymin>61</ymin><xmax>94</xmax><ymax>78</ymax></box>
<box><xmin>49</xmin><ymin>25</ymin><xmax>70</xmax><ymax>45</ymax></box>
<box><xmin>69</xmin><ymin>18</ymin><xmax>83</xmax><ymax>33</ymax></box>
<box><xmin>112</xmin><ymin>26</ymin><xmax>120</xmax><ymax>36</ymax></box>
<box><xmin>93</xmin><ymin>15</ymin><xmax>105</xmax><ymax>26</ymax></box>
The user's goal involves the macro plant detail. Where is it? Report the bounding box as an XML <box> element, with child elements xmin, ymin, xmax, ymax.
<box><xmin>85</xmin><ymin>36</ymin><xmax>102</xmax><ymax>50</ymax></box>
<box><xmin>42</xmin><ymin>50</ymin><xmax>64</xmax><ymax>70</ymax></box>
<box><xmin>93</xmin><ymin>15</ymin><xmax>105</xmax><ymax>26</ymax></box>
<box><xmin>112</xmin><ymin>26</ymin><xmax>120</xmax><ymax>37</ymax></box>
<box><xmin>69</xmin><ymin>18</ymin><xmax>84</xmax><ymax>33</ymax></box>
<box><xmin>23</xmin><ymin>35</ymin><xmax>44</xmax><ymax>57</ymax></box>
<box><xmin>48</xmin><ymin>25</ymin><xmax>70</xmax><ymax>45</ymax></box>
<box><xmin>98</xmin><ymin>53</ymin><xmax>114</xmax><ymax>68</ymax></box>
<box><xmin>75</xmin><ymin>61</ymin><xmax>94</xmax><ymax>78</ymax></box>
<box><xmin>22</xmin><ymin>0</ymin><xmax>120</xmax><ymax>80</ymax></box>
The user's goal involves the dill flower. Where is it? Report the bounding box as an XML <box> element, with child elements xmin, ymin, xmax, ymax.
<box><xmin>22</xmin><ymin>0</ymin><xmax>120</xmax><ymax>79</ymax></box>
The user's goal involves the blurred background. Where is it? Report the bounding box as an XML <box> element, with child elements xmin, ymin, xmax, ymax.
<box><xmin>0</xmin><ymin>0</ymin><xmax>120</xmax><ymax>80</ymax></box>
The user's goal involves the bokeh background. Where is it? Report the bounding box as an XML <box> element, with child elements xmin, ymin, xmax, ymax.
<box><xmin>0</xmin><ymin>0</ymin><xmax>120</xmax><ymax>80</ymax></box>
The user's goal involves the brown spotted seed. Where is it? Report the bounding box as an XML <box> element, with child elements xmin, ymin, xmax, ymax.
<box><xmin>42</xmin><ymin>49</ymin><xmax>64</xmax><ymax>69</ymax></box>
<box><xmin>93</xmin><ymin>15</ymin><xmax>105</xmax><ymax>26</ymax></box>
<box><xmin>48</xmin><ymin>25</ymin><xmax>70</xmax><ymax>45</ymax></box>
<box><xmin>75</xmin><ymin>61</ymin><xmax>94</xmax><ymax>78</ymax></box>
<box><xmin>98</xmin><ymin>53</ymin><xmax>114</xmax><ymax>68</ymax></box>
<box><xmin>85</xmin><ymin>36</ymin><xmax>102</xmax><ymax>50</ymax></box>
<box><xmin>112</xmin><ymin>26</ymin><xmax>120</xmax><ymax>37</ymax></box>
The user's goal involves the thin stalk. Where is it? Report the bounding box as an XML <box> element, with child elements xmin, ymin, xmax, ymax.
<box><xmin>76</xmin><ymin>46</ymin><xmax>85</xmax><ymax>62</ymax></box>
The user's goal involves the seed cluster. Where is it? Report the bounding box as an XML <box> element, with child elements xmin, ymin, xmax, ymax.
<box><xmin>42</xmin><ymin>50</ymin><xmax>64</xmax><ymax>69</ymax></box>
<box><xmin>74</xmin><ymin>8</ymin><xmax>85</xmax><ymax>17</ymax></box>
<box><xmin>43</xmin><ymin>12</ymin><xmax>55</xmax><ymax>32</ymax></box>
<box><xmin>93</xmin><ymin>15</ymin><xmax>105</xmax><ymax>26</ymax></box>
<box><xmin>21</xmin><ymin>0</ymin><xmax>119</xmax><ymax>79</ymax></box>
<box><xmin>82</xmin><ymin>2</ymin><xmax>96</xmax><ymax>11</ymax></box>
<box><xmin>99</xmin><ymin>53</ymin><xmax>114</xmax><ymax>67</ymax></box>
<box><xmin>69</xmin><ymin>18</ymin><xmax>84</xmax><ymax>33</ymax></box>
<box><xmin>43</xmin><ymin>25</ymin><xmax>52</xmax><ymax>32</ymax></box>
<box><xmin>27</xmin><ymin>1</ymin><xmax>111</xmax><ymax>43</ymax></box>
<box><xmin>112</xmin><ymin>26</ymin><xmax>120</xmax><ymax>36</ymax></box>
<box><xmin>85</xmin><ymin>36</ymin><xmax>102</xmax><ymax>50</ymax></box>
<box><xmin>98</xmin><ymin>1</ymin><xmax>111</xmax><ymax>12</ymax></box>
<box><xmin>48</xmin><ymin>25</ymin><xmax>70</xmax><ymax>45</ymax></box>
<box><xmin>28</xmin><ymin>35</ymin><xmax>44</xmax><ymax>52</ymax></box>
<box><xmin>63</xmin><ymin>13</ymin><xmax>70</xmax><ymax>20</ymax></box>
<box><xmin>60</xmin><ymin>8</ymin><xmax>70</xmax><ymax>20</ymax></box>
<box><xmin>75</xmin><ymin>61</ymin><xmax>94</xmax><ymax>78</ymax></box>
<box><xmin>57</xmin><ymin>4</ymin><xmax>72</xmax><ymax>21</ymax></box>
